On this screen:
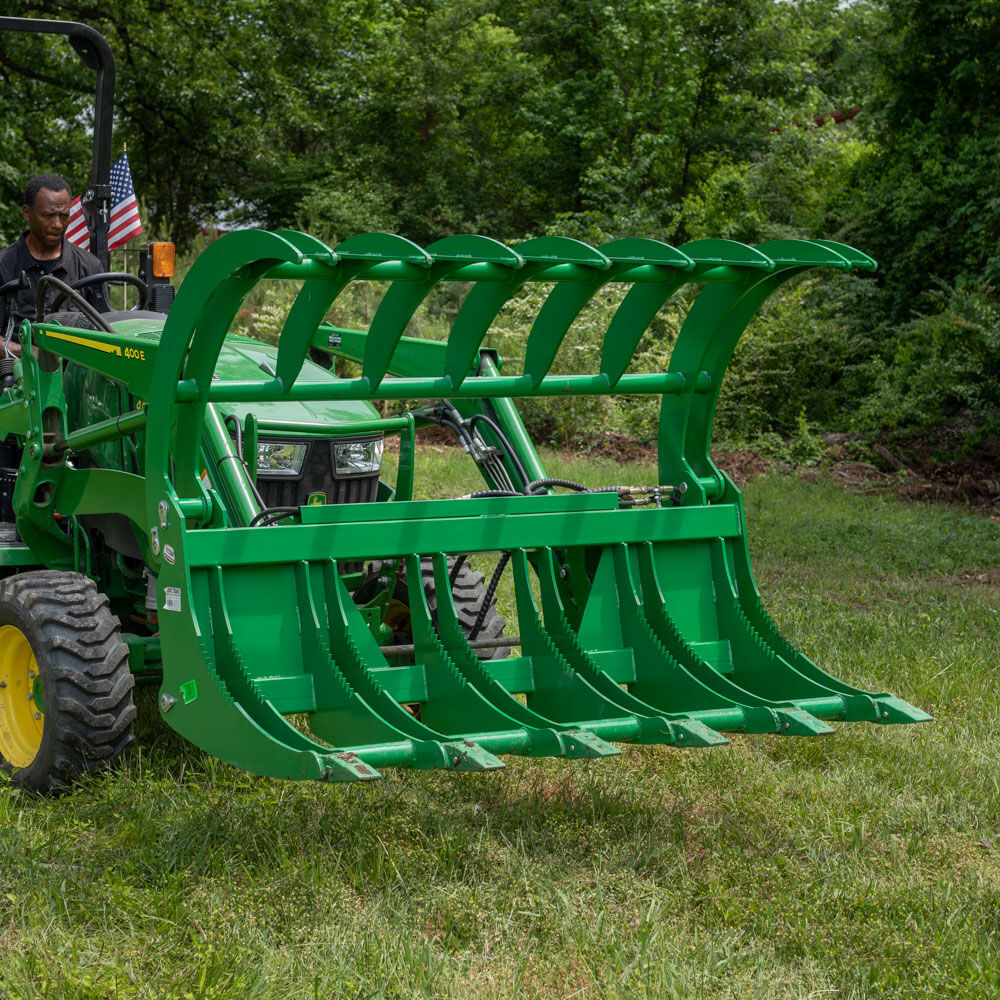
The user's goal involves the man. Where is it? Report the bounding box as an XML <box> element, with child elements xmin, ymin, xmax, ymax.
<box><xmin>0</xmin><ymin>174</ymin><xmax>105</xmax><ymax>352</ymax></box>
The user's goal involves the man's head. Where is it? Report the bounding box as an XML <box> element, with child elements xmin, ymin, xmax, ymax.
<box><xmin>22</xmin><ymin>174</ymin><xmax>73</xmax><ymax>256</ymax></box>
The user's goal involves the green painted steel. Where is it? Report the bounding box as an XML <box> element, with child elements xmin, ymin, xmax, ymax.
<box><xmin>0</xmin><ymin>228</ymin><xmax>929</xmax><ymax>784</ymax></box>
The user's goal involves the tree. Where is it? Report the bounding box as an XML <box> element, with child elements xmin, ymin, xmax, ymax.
<box><xmin>850</xmin><ymin>0</ymin><xmax>1000</xmax><ymax>320</ymax></box>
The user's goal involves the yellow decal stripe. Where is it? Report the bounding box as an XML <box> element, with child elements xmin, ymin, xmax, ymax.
<box><xmin>39</xmin><ymin>328</ymin><xmax>123</xmax><ymax>356</ymax></box>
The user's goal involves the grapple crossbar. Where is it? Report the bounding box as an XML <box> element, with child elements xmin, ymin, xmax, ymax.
<box><xmin>21</xmin><ymin>229</ymin><xmax>929</xmax><ymax>782</ymax></box>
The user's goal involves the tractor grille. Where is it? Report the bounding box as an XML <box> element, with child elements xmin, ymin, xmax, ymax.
<box><xmin>256</xmin><ymin>471</ymin><xmax>379</xmax><ymax>509</ymax></box>
<box><xmin>254</xmin><ymin>434</ymin><xmax>382</xmax><ymax>573</ymax></box>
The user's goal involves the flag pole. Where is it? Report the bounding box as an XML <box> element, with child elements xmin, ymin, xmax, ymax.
<box><xmin>121</xmin><ymin>143</ymin><xmax>128</xmax><ymax>309</ymax></box>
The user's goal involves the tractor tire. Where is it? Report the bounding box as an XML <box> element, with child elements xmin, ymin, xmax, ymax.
<box><xmin>420</xmin><ymin>557</ymin><xmax>510</xmax><ymax>660</ymax></box>
<box><xmin>356</xmin><ymin>555</ymin><xmax>510</xmax><ymax>660</ymax></box>
<box><xmin>0</xmin><ymin>571</ymin><xmax>135</xmax><ymax>793</ymax></box>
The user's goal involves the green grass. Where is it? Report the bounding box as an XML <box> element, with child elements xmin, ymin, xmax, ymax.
<box><xmin>3</xmin><ymin>449</ymin><xmax>1000</xmax><ymax>1000</ymax></box>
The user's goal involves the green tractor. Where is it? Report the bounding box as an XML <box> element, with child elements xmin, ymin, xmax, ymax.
<box><xmin>0</xmin><ymin>17</ymin><xmax>928</xmax><ymax>792</ymax></box>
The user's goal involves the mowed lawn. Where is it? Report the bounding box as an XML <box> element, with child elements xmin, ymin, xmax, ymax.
<box><xmin>2</xmin><ymin>446</ymin><xmax>999</xmax><ymax>1000</ymax></box>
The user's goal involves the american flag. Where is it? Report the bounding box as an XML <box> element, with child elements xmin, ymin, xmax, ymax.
<box><xmin>65</xmin><ymin>151</ymin><xmax>143</xmax><ymax>251</ymax></box>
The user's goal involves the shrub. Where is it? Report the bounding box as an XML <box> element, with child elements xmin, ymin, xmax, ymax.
<box><xmin>854</xmin><ymin>281</ymin><xmax>1000</xmax><ymax>435</ymax></box>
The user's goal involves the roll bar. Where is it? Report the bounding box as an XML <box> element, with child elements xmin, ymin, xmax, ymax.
<box><xmin>0</xmin><ymin>17</ymin><xmax>115</xmax><ymax>268</ymax></box>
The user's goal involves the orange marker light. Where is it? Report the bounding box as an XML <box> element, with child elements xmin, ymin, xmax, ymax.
<box><xmin>150</xmin><ymin>242</ymin><xmax>175</xmax><ymax>278</ymax></box>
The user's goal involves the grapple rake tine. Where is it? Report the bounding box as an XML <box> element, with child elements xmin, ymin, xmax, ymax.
<box><xmin>599</xmin><ymin>277</ymin><xmax>689</xmax><ymax>387</ymax></box>
<box><xmin>595</xmin><ymin>237</ymin><xmax>696</xmax><ymax>387</ymax></box>
<box><xmin>291</xmin><ymin>562</ymin><xmax>436</xmax><ymax>755</ymax></box>
<box><xmin>662</xmin><ymin>240</ymin><xmax>851</xmax><ymax>494</ymax></box>
<box><xmin>720</xmin><ymin>535</ymin><xmax>932</xmax><ymax>725</ymax></box>
<box><xmin>399</xmin><ymin>554</ymin><xmax>582</xmax><ymax>758</ymax></box>
<box><xmin>632</xmin><ymin>543</ymin><xmax>835</xmax><ymax>735</ymax></box>
<box><xmin>197</xmin><ymin>566</ymin><xmax>382</xmax><ymax>781</ymax></box>
<box><xmin>274</xmin><ymin>255</ymin><xmax>374</xmax><ymax>389</ymax></box>
<box><xmin>508</xmin><ymin>549</ymin><xmax>712</xmax><ymax>748</ymax></box>
<box><xmin>575</xmin><ymin>544</ymin><xmax>796</xmax><ymax>735</ymax></box>
<box><xmin>315</xmin><ymin>559</ymin><xmax>504</xmax><ymax>772</ymax></box>
<box><xmin>528</xmin><ymin>547</ymin><xmax>728</xmax><ymax>747</ymax></box>
<box><xmin>426</xmin><ymin>554</ymin><xmax>619</xmax><ymax>759</ymax></box>
<box><xmin>443</xmin><ymin>237</ymin><xmax>607</xmax><ymax>388</ymax></box>
<box><xmin>362</xmin><ymin>235</ymin><xmax>523</xmax><ymax>390</ymax></box>
<box><xmin>521</xmin><ymin>269</ymin><xmax>611</xmax><ymax>387</ymax></box>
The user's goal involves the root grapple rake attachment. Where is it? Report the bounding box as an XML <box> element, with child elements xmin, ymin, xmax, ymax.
<box><xmin>9</xmin><ymin>229</ymin><xmax>929</xmax><ymax>784</ymax></box>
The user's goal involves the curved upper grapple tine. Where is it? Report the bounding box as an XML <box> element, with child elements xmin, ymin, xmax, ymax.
<box><xmin>754</xmin><ymin>239</ymin><xmax>852</xmax><ymax>269</ymax></box>
<box><xmin>657</xmin><ymin>238</ymin><xmax>862</xmax><ymax>490</ymax></box>
<box><xmin>519</xmin><ymin>242</ymin><xmax>612</xmax><ymax>387</ymax></box>
<box><xmin>274</xmin><ymin>263</ymin><xmax>350</xmax><ymax>390</ymax></box>
<box><xmin>808</xmin><ymin>239</ymin><xmax>877</xmax><ymax>271</ymax></box>
<box><xmin>681</xmin><ymin>238</ymin><xmax>773</xmax><ymax>271</ymax></box>
<box><xmin>335</xmin><ymin>232</ymin><xmax>432</xmax><ymax>264</ymax></box>
<box><xmin>361</xmin><ymin>235</ymin><xmax>523</xmax><ymax>391</ymax></box>
<box><xmin>597</xmin><ymin>238</ymin><xmax>695</xmax><ymax>387</ymax></box>
<box><xmin>271</xmin><ymin>229</ymin><xmax>337</xmax><ymax>260</ymax></box>
<box><xmin>443</xmin><ymin>236</ymin><xmax>606</xmax><ymax>388</ymax></box>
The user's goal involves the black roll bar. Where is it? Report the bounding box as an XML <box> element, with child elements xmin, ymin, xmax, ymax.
<box><xmin>0</xmin><ymin>17</ymin><xmax>115</xmax><ymax>269</ymax></box>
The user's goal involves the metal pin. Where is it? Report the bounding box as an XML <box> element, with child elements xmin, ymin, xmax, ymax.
<box><xmin>33</xmin><ymin>712</ymin><xmax>40</xmax><ymax>720</ymax></box>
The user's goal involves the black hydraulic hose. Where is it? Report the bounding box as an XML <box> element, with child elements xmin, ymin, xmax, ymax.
<box><xmin>524</xmin><ymin>477</ymin><xmax>588</xmax><ymax>495</ymax></box>
<box><xmin>224</xmin><ymin>414</ymin><xmax>243</xmax><ymax>455</ymax></box>
<box><xmin>439</xmin><ymin>416</ymin><xmax>475</xmax><ymax>450</ymax></box>
<box><xmin>467</xmin><ymin>412</ymin><xmax>531</xmax><ymax>489</ymax></box>
<box><xmin>35</xmin><ymin>275</ymin><xmax>113</xmax><ymax>333</ymax></box>
<box><xmin>249</xmin><ymin>506</ymin><xmax>300</xmax><ymax>527</ymax></box>
<box><xmin>468</xmin><ymin>490</ymin><xmax>523</xmax><ymax>499</ymax></box>
<box><xmin>469</xmin><ymin>550</ymin><xmax>512</xmax><ymax>642</ymax></box>
<box><xmin>448</xmin><ymin>554</ymin><xmax>467</xmax><ymax>587</ymax></box>
<box><xmin>256</xmin><ymin>511</ymin><xmax>301</xmax><ymax>527</ymax></box>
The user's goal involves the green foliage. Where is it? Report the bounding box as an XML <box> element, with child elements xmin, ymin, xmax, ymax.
<box><xmin>856</xmin><ymin>281</ymin><xmax>1000</xmax><ymax>433</ymax></box>
<box><xmin>681</xmin><ymin>124</ymin><xmax>869</xmax><ymax>244</ymax></box>
<box><xmin>713</xmin><ymin>275</ymin><xmax>870</xmax><ymax>442</ymax></box>
<box><xmin>849</xmin><ymin>0</ymin><xmax>1000</xmax><ymax>321</ymax></box>
<box><xmin>6</xmin><ymin>0</ymin><xmax>997</xmax><ymax>453</ymax></box>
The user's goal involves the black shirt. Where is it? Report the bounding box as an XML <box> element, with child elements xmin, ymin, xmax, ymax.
<box><xmin>0</xmin><ymin>233</ymin><xmax>105</xmax><ymax>339</ymax></box>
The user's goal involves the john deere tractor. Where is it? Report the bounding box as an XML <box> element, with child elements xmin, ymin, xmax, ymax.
<box><xmin>0</xmin><ymin>17</ymin><xmax>929</xmax><ymax>792</ymax></box>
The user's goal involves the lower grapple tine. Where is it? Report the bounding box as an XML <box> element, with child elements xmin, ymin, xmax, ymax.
<box><xmin>444</xmin><ymin>741</ymin><xmax>506</xmax><ymax>771</ymax></box>
<box><xmin>629</xmin><ymin>543</ymin><xmax>833</xmax><ymax>735</ymax></box>
<box><xmin>427</xmin><ymin>554</ymin><xmax>618</xmax><ymax>758</ymax></box>
<box><xmin>871</xmin><ymin>696</ymin><xmax>933</xmax><ymax>725</ymax></box>
<box><xmin>510</xmin><ymin>549</ymin><xmax>728</xmax><ymax>750</ymax></box>
<box><xmin>557</xmin><ymin>730</ymin><xmax>621</xmax><ymax>758</ymax></box>
<box><xmin>323</xmin><ymin>752</ymin><xmax>382</xmax><ymax>782</ymax></box>
<box><xmin>667</xmin><ymin>719</ymin><xmax>729</xmax><ymax>747</ymax></box>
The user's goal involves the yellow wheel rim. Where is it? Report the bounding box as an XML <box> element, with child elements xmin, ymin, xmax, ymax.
<box><xmin>0</xmin><ymin>624</ymin><xmax>44</xmax><ymax>768</ymax></box>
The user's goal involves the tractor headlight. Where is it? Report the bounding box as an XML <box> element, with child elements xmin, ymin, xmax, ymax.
<box><xmin>332</xmin><ymin>437</ymin><xmax>383</xmax><ymax>476</ymax></box>
<box><xmin>256</xmin><ymin>441</ymin><xmax>308</xmax><ymax>477</ymax></box>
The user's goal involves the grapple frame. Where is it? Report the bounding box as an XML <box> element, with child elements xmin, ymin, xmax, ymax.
<box><xmin>6</xmin><ymin>228</ymin><xmax>929</xmax><ymax>782</ymax></box>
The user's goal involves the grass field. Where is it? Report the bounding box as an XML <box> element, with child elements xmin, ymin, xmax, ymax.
<box><xmin>2</xmin><ymin>447</ymin><xmax>999</xmax><ymax>1000</ymax></box>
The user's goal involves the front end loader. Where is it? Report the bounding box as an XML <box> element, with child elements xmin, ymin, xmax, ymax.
<box><xmin>0</xmin><ymin>227</ymin><xmax>930</xmax><ymax>791</ymax></box>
